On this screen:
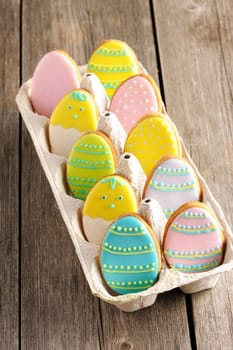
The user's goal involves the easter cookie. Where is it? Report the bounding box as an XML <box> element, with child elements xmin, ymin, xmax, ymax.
<box><xmin>87</xmin><ymin>39</ymin><xmax>141</xmax><ymax>99</ymax></box>
<box><xmin>124</xmin><ymin>113</ymin><xmax>182</xmax><ymax>176</ymax></box>
<box><xmin>100</xmin><ymin>214</ymin><xmax>161</xmax><ymax>294</ymax></box>
<box><xmin>49</xmin><ymin>89</ymin><xmax>99</xmax><ymax>157</ymax></box>
<box><xmin>66</xmin><ymin>132</ymin><xmax>117</xmax><ymax>200</ymax></box>
<box><xmin>143</xmin><ymin>157</ymin><xmax>201</xmax><ymax>218</ymax></box>
<box><xmin>82</xmin><ymin>175</ymin><xmax>138</xmax><ymax>245</ymax></box>
<box><xmin>31</xmin><ymin>50</ymin><xmax>81</xmax><ymax>117</ymax></box>
<box><xmin>109</xmin><ymin>74</ymin><xmax>162</xmax><ymax>133</ymax></box>
<box><xmin>163</xmin><ymin>202</ymin><xmax>225</xmax><ymax>273</ymax></box>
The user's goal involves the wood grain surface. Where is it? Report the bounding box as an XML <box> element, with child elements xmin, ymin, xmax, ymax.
<box><xmin>0</xmin><ymin>1</ymin><xmax>19</xmax><ymax>350</ymax></box>
<box><xmin>1</xmin><ymin>0</ymin><xmax>232</xmax><ymax>349</ymax></box>
<box><xmin>154</xmin><ymin>1</ymin><xmax>233</xmax><ymax>349</ymax></box>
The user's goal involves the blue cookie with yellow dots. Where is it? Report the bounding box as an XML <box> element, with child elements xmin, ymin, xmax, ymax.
<box><xmin>100</xmin><ymin>214</ymin><xmax>161</xmax><ymax>295</ymax></box>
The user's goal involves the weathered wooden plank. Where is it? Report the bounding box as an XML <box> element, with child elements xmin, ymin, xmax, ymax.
<box><xmin>21</xmin><ymin>0</ymin><xmax>192</xmax><ymax>349</ymax></box>
<box><xmin>21</xmin><ymin>1</ymin><xmax>101</xmax><ymax>349</ymax></box>
<box><xmin>0</xmin><ymin>1</ymin><xmax>19</xmax><ymax>350</ymax></box>
<box><xmin>153</xmin><ymin>1</ymin><xmax>233</xmax><ymax>349</ymax></box>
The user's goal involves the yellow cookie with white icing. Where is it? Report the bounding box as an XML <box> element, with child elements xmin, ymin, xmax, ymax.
<box><xmin>49</xmin><ymin>89</ymin><xmax>99</xmax><ymax>157</ymax></box>
<box><xmin>87</xmin><ymin>39</ymin><xmax>141</xmax><ymax>99</ymax></box>
<box><xmin>82</xmin><ymin>175</ymin><xmax>138</xmax><ymax>245</ymax></box>
<box><xmin>124</xmin><ymin>113</ymin><xmax>182</xmax><ymax>176</ymax></box>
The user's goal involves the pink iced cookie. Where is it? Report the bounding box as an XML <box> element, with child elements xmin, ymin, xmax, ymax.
<box><xmin>163</xmin><ymin>202</ymin><xmax>225</xmax><ymax>273</ymax></box>
<box><xmin>109</xmin><ymin>74</ymin><xmax>162</xmax><ymax>133</ymax></box>
<box><xmin>31</xmin><ymin>50</ymin><xmax>81</xmax><ymax>117</ymax></box>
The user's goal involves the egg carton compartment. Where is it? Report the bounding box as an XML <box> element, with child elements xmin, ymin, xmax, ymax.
<box><xmin>16</xmin><ymin>71</ymin><xmax>233</xmax><ymax>312</ymax></box>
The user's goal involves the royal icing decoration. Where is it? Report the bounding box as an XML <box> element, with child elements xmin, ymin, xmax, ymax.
<box><xmin>109</xmin><ymin>74</ymin><xmax>162</xmax><ymax>133</ymax></box>
<box><xmin>144</xmin><ymin>157</ymin><xmax>201</xmax><ymax>218</ymax></box>
<box><xmin>82</xmin><ymin>175</ymin><xmax>138</xmax><ymax>245</ymax></box>
<box><xmin>87</xmin><ymin>40</ymin><xmax>141</xmax><ymax>99</ymax></box>
<box><xmin>124</xmin><ymin>114</ymin><xmax>182</xmax><ymax>175</ymax></box>
<box><xmin>163</xmin><ymin>203</ymin><xmax>225</xmax><ymax>273</ymax></box>
<box><xmin>49</xmin><ymin>89</ymin><xmax>99</xmax><ymax>157</ymax></box>
<box><xmin>31</xmin><ymin>50</ymin><xmax>81</xmax><ymax>117</ymax></box>
<box><xmin>66</xmin><ymin>132</ymin><xmax>116</xmax><ymax>200</ymax></box>
<box><xmin>100</xmin><ymin>215</ymin><xmax>161</xmax><ymax>294</ymax></box>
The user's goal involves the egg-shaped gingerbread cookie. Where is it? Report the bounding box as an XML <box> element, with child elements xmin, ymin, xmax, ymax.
<box><xmin>163</xmin><ymin>202</ymin><xmax>225</xmax><ymax>273</ymax></box>
<box><xmin>31</xmin><ymin>50</ymin><xmax>81</xmax><ymax>117</ymax></box>
<box><xmin>143</xmin><ymin>157</ymin><xmax>201</xmax><ymax>218</ymax></box>
<box><xmin>87</xmin><ymin>39</ymin><xmax>141</xmax><ymax>99</ymax></box>
<box><xmin>124</xmin><ymin>113</ymin><xmax>182</xmax><ymax>175</ymax></box>
<box><xmin>49</xmin><ymin>89</ymin><xmax>99</xmax><ymax>157</ymax></box>
<box><xmin>66</xmin><ymin>132</ymin><xmax>117</xmax><ymax>200</ymax></box>
<box><xmin>109</xmin><ymin>74</ymin><xmax>162</xmax><ymax>133</ymax></box>
<box><xmin>82</xmin><ymin>175</ymin><xmax>138</xmax><ymax>245</ymax></box>
<box><xmin>100</xmin><ymin>214</ymin><xmax>161</xmax><ymax>294</ymax></box>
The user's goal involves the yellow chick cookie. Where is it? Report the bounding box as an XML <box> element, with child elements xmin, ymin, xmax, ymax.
<box><xmin>49</xmin><ymin>89</ymin><xmax>99</xmax><ymax>157</ymax></box>
<box><xmin>82</xmin><ymin>175</ymin><xmax>138</xmax><ymax>245</ymax></box>
<box><xmin>66</xmin><ymin>132</ymin><xmax>117</xmax><ymax>200</ymax></box>
<box><xmin>87</xmin><ymin>39</ymin><xmax>141</xmax><ymax>99</ymax></box>
<box><xmin>124</xmin><ymin>113</ymin><xmax>182</xmax><ymax>176</ymax></box>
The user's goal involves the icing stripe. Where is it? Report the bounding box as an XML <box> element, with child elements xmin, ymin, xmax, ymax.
<box><xmin>150</xmin><ymin>180</ymin><xmax>196</xmax><ymax>192</ymax></box>
<box><xmin>88</xmin><ymin>63</ymin><xmax>136</xmax><ymax>73</ymax></box>
<box><xmin>68</xmin><ymin>183</ymin><xmax>93</xmax><ymax>188</ymax></box>
<box><xmin>96</xmin><ymin>48</ymin><xmax>128</xmax><ymax>56</ymax></box>
<box><xmin>67</xmin><ymin>162</ymin><xmax>112</xmax><ymax>170</ymax></box>
<box><xmin>108</xmin><ymin>285</ymin><xmax>151</xmax><ymax>291</ymax></box>
<box><xmin>109</xmin><ymin>229</ymin><xmax>146</xmax><ymax>237</ymax></box>
<box><xmin>102</xmin><ymin>246</ymin><xmax>154</xmax><ymax>255</ymax></box>
<box><xmin>102</xmin><ymin>82</ymin><xmax>121</xmax><ymax>89</ymax></box>
<box><xmin>74</xmin><ymin>147</ymin><xmax>109</xmax><ymax>155</ymax></box>
<box><xmin>102</xmin><ymin>268</ymin><xmax>155</xmax><ymax>274</ymax></box>
<box><xmin>170</xmin><ymin>260</ymin><xmax>219</xmax><ymax>272</ymax></box>
<box><xmin>179</xmin><ymin>211</ymin><xmax>209</xmax><ymax>219</ymax></box>
<box><xmin>165</xmin><ymin>247</ymin><xmax>222</xmax><ymax>260</ymax></box>
<box><xmin>170</xmin><ymin>222</ymin><xmax>216</xmax><ymax>234</ymax></box>
<box><xmin>156</xmin><ymin>166</ymin><xmax>190</xmax><ymax>176</ymax></box>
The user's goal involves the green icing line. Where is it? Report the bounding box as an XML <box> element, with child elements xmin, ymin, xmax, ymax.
<box><xmin>67</xmin><ymin>162</ymin><xmax>112</xmax><ymax>170</ymax></box>
<box><xmin>109</xmin><ymin>229</ymin><xmax>146</xmax><ymax>237</ymax></box>
<box><xmin>150</xmin><ymin>180</ymin><xmax>196</xmax><ymax>192</ymax></box>
<box><xmin>88</xmin><ymin>63</ymin><xmax>136</xmax><ymax>73</ymax></box>
<box><xmin>74</xmin><ymin>147</ymin><xmax>109</xmax><ymax>155</ymax></box>
<box><xmin>165</xmin><ymin>248</ymin><xmax>222</xmax><ymax>260</ymax></box>
<box><xmin>156</xmin><ymin>166</ymin><xmax>190</xmax><ymax>176</ymax></box>
<box><xmin>70</xmin><ymin>91</ymin><xmax>88</xmax><ymax>101</ymax></box>
<box><xmin>102</xmin><ymin>82</ymin><xmax>120</xmax><ymax>89</ymax></box>
<box><xmin>102</xmin><ymin>246</ymin><xmax>154</xmax><ymax>255</ymax></box>
<box><xmin>171</xmin><ymin>260</ymin><xmax>219</xmax><ymax>272</ymax></box>
<box><xmin>101</xmin><ymin>177</ymin><xmax>123</xmax><ymax>189</ymax></box>
<box><xmin>96</xmin><ymin>47</ymin><xmax>128</xmax><ymax>56</ymax></box>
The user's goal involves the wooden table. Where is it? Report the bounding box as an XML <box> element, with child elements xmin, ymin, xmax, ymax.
<box><xmin>1</xmin><ymin>0</ymin><xmax>233</xmax><ymax>349</ymax></box>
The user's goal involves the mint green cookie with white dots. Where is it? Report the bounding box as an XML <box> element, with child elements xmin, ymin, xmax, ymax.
<box><xmin>66</xmin><ymin>132</ymin><xmax>117</xmax><ymax>200</ymax></box>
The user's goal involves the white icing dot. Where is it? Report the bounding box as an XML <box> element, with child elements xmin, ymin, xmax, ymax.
<box><xmin>140</xmin><ymin>83</ymin><xmax>144</xmax><ymax>88</ymax></box>
<box><xmin>129</xmin><ymin>86</ymin><xmax>132</xmax><ymax>90</ymax></box>
<box><xmin>133</xmin><ymin>80</ymin><xmax>137</xmax><ymax>84</ymax></box>
<box><xmin>150</xmin><ymin>106</ymin><xmax>155</xmax><ymax>111</ymax></box>
<box><xmin>134</xmin><ymin>91</ymin><xmax>138</xmax><ymax>95</ymax></box>
<box><xmin>119</xmin><ymin>99</ymin><xmax>122</xmax><ymax>104</ymax></box>
<box><xmin>144</xmin><ymin>107</ymin><xmax>149</xmax><ymax>112</ymax></box>
<box><xmin>115</xmin><ymin>109</ymin><xmax>119</xmax><ymax>113</ymax></box>
<box><xmin>145</xmin><ymin>99</ymin><xmax>149</xmax><ymax>103</ymax></box>
<box><xmin>143</xmin><ymin>91</ymin><xmax>147</xmax><ymax>95</ymax></box>
<box><xmin>123</xmin><ymin>105</ymin><xmax>128</xmax><ymax>110</ymax></box>
<box><xmin>124</xmin><ymin>93</ymin><xmax>128</xmax><ymax>97</ymax></box>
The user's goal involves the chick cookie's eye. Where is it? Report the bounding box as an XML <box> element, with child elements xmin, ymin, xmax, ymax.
<box><xmin>68</xmin><ymin>105</ymin><xmax>73</xmax><ymax>110</ymax></box>
<box><xmin>80</xmin><ymin>107</ymin><xmax>84</xmax><ymax>111</ymax></box>
<box><xmin>118</xmin><ymin>195</ymin><xmax>124</xmax><ymax>200</ymax></box>
<box><xmin>101</xmin><ymin>195</ymin><xmax>107</xmax><ymax>200</ymax></box>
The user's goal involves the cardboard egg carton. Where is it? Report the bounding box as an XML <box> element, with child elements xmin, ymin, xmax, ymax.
<box><xmin>16</xmin><ymin>65</ymin><xmax>233</xmax><ymax>312</ymax></box>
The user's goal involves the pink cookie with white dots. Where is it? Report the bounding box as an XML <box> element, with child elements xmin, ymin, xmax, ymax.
<box><xmin>109</xmin><ymin>74</ymin><xmax>162</xmax><ymax>133</ymax></box>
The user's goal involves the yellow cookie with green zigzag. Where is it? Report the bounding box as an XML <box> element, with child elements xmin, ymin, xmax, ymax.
<box><xmin>66</xmin><ymin>132</ymin><xmax>117</xmax><ymax>200</ymax></box>
<box><xmin>87</xmin><ymin>39</ymin><xmax>141</xmax><ymax>99</ymax></box>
